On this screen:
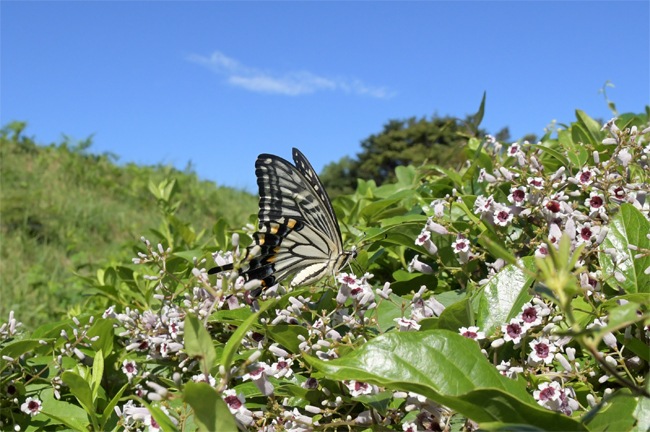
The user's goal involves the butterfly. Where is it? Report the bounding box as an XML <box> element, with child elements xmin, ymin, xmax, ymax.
<box><xmin>209</xmin><ymin>148</ymin><xmax>357</xmax><ymax>297</ymax></box>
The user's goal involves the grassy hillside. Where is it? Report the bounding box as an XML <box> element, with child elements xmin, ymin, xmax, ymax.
<box><xmin>0</xmin><ymin>122</ymin><xmax>257</xmax><ymax>329</ymax></box>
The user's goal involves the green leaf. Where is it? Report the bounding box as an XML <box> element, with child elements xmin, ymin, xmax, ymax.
<box><xmin>304</xmin><ymin>331</ymin><xmax>585</xmax><ymax>431</ymax></box>
<box><xmin>478</xmin><ymin>234</ymin><xmax>519</xmax><ymax>266</ymax></box>
<box><xmin>572</xmin><ymin>123</ymin><xmax>594</xmax><ymax>147</ymax></box>
<box><xmin>91</xmin><ymin>349</ymin><xmax>104</xmax><ymax>401</ymax></box>
<box><xmin>616</xmin><ymin>334</ymin><xmax>650</xmax><ymax>362</ymax></box>
<box><xmin>100</xmin><ymin>383</ymin><xmax>128</xmax><ymax>430</ymax></box>
<box><xmin>140</xmin><ymin>399</ymin><xmax>179</xmax><ymax>432</ymax></box>
<box><xmin>0</xmin><ymin>339</ymin><xmax>47</xmax><ymax>360</ymax></box>
<box><xmin>584</xmin><ymin>390</ymin><xmax>637</xmax><ymax>432</ymax></box>
<box><xmin>633</xmin><ymin>394</ymin><xmax>650</xmax><ymax>432</ymax></box>
<box><xmin>424</xmin><ymin>164</ymin><xmax>465</xmax><ymax>193</ymax></box>
<box><xmin>353</xmin><ymin>390</ymin><xmax>393</xmax><ymax>416</ymax></box>
<box><xmin>477</xmin><ymin>257</ymin><xmax>537</xmax><ymax>337</ymax></box>
<box><xmin>599</xmin><ymin>204</ymin><xmax>650</xmax><ymax>293</ymax></box>
<box><xmin>473</xmin><ymin>91</ymin><xmax>487</xmax><ymax>129</ymax></box>
<box><xmin>438</xmin><ymin>297</ymin><xmax>473</xmax><ymax>332</ymax></box>
<box><xmin>183</xmin><ymin>381</ymin><xmax>238</xmax><ymax>432</ymax></box>
<box><xmin>62</xmin><ymin>371</ymin><xmax>99</xmax><ymax>430</ymax></box>
<box><xmin>184</xmin><ymin>314</ymin><xmax>217</xmax><ymax>376</ymax></box>
<box><xmin>173</xmin><ymin>249</ymin><xmax>208</xmax><ymax>263</ymax></box>
<box><xmin>168</xmin><ymin>214</ymin><xmax>196</xmax><ymax>245</ymax></box>
<box><xmin>213</xmin><ymin>217</ymin><xmax>229</xmax><ymax>249</ymax></box>
<box><xmin>265</xmin><ymin>324</ymin><xmax>309</xmax><ymax>354</ymax></box>
<box><xmin>528</xmin><ymin>143</ymin><xmax>569</xmax><ymax>168</ymax></box>
<box><xmin>87</xmin><ymin>318</ymin><xmax>115</xmax><ymax>356</ymax></box>
<box><xmin>40</xmin><ymin>407</ymin><xmax>89</xmax><ymax>432</ymax></box>
<box><xmin>575</xmin><ymin>109</ymin><xmax>604</xmax><ymax>145</ymax></box>
<box><xmin>221</xmin><ymin>298</ymin><xmax>277</xmax><ymax>371</ymax></box>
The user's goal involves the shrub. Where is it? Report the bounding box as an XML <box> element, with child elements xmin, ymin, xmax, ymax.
<box><xmin>1</xmin><ymin>109</ymin><xmax>649</xmax><ymax>431</ymax></box>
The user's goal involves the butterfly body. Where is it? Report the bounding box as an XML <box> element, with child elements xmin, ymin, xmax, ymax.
<box><xmin>209</xmin><ymin>148</ymin><xmax>356</xmax><ymax>296</ymax></box>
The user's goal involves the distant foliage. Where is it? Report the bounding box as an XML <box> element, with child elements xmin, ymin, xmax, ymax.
<box><xmin>320</xmin><ymin>94</ymin><xmax>507</xmax><ymax>198</ymax></box>
<box><xmin>2</xmin><ymin>107</ymin><xmax>650</xmax><ymax>432</ymax></box>
<box><xmin>0</xmin><ymin>122</ymin><xmax>257</xmax><ymax>329</ymax></box>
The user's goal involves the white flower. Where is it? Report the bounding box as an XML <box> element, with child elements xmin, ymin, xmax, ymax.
<box><xmin>20</xmin><ymin>397</ymin><xmax>42</xmax><ymax>417</ymax></box>
<box><xmin>528</xmin><ymin>337</ymin><xmax>557</xmax><ymax>365</ymax></box>
<box><xmin>122</xmin><ymin>360</ymin><xmax>138</xmax><ymax>380</ymax></box>
<box><xmin>430</xmin><ymin>199</ymin><xmax>446</xmax><ymax>217</ymax></box>
<box><xmin>502</xmin><ymin>318</ymin><xmax>525</xmax><ymax>344</ymax></box>
<box><xmin>507</xmin><ymin>143</ymin><xmax>523</xmax><ymax>157</ymax></box>
<box><xmin>270</xmin><ymin>357</ymin><xmax>294</xmax><ymax>378</ymax></box>
<box><xmin>394</xmin><ymin>317</ymin><xmax>421</xmax><ymax>332</ymax></box>
<box><xmin>451</xmin><ymin>235</ymin><xmax>470</xmax><ymax>254</ymax></box>
<box><xmin>345</xmin><ymin>380</ymin><xmax>378</xmax><ymax>397</ymax></box>
<box><xmin>414</xmin><ymin>230</ymin><xmax>431</xmax><ymax>246</ymax></box>
<box><xmin>575</xmin><ymin>167</ymin><xmax>596</xmax><ymax>186</ymax></box>
<box><xmin>584</xmin><ymin>192</ymin><xmax>605</xmax><ymax>212</ymax></box>
<box><xmin>508</xmin><ymin>186</ymin><xmax>528</xmax><ymax>206</ymax></box>
<box><xmin>459</xmin><ymin>326</ymin><xmax>485</xmax><ymax>340</ymax></box>
<box><xmin>518</xmin><ymin>302</ymin><xmax>543</xmax><ymax>329</ymax></box>
<box><xmin>191</xmin><ymin>373</ymin><xmax>217</xmax><ymax>387</ymax></box>
<box><xmin>493</xmin><ymin>206</ymin><xmax>513</xmax><ymax>226</ymax></box>
<box><xmin>527</xmin><ymin>177</ymin><xmax>545</xmax><ymax>190</ymax></box>
<box><xmin>533</xmin><ymin>381</ymin><xmax>562</xmax><ymax>405</ymax></box>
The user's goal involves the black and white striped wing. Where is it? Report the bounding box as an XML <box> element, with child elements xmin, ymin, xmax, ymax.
<box><xmin>209</xmin><ymin>148</ymin><xmax>346</xmax><ymax>296</ymax></box>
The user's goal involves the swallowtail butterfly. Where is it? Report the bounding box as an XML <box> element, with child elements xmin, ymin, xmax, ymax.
<box><xmin>209</xmin><ymin>148</ymin><xmax>357</xmax><ymax>297</ymax></box>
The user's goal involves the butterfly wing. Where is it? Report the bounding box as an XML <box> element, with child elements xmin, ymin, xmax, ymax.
<box><xmin>209</xmin><ymin>148</ymin><xmax>346</xmax><ymax>295</ymax></box>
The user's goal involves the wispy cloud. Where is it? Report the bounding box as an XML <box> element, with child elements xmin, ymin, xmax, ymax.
<box><xmin>187</xmin><ymin>51</ymin><xmax>395</xmax><ymax>98</ymax></box>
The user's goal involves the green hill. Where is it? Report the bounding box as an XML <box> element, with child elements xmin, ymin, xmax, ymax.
<box><xmin>0</xmin><ymin>122</ymin><xmax>257</xmax><ymax>329</ymax></box>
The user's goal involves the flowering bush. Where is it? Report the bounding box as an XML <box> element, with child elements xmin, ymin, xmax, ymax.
<box><xmin>1</xmin><ymin>109</ymin><xmax>650</xmax><ymax>431</ymax></box>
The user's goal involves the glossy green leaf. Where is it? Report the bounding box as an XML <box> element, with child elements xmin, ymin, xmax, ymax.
<box><xmin>0</xmin><ymin>340</ymin><xmax>47</xmax><ymax>360</ymax></box>
<box><xmin>62</xmin><ymin>371</ymin><xmax>99</xmax><ymax>430</ymax></box>
<box><xmin>616</xmin><ymin>334</ymin><xmax>650</xmax><ymax>362</ymax></box>
<box><xmin>477</xmin><ymin>257</ymin><xmax>537</xmax><ymax>337</ymax></box>
<box><xmin>575</xmin><ymin>109</ymin><xmax>604</xmax><ymax>144</ymax></box>
<box><xmin>265</xmin><ymin>324</ymin><xmax>309</xmax><ymax>354</ymax></box>
<box><xmin>173</xmin><ymin>249</ymin><xmax>207</xmax><ymax>263</ymax></box>
<box><xmin>221</xmin><ymin>298</ymin><xmax>277</xmax><ymax>371</ymax></box>
<box><xmin>528</xmin><ymin>143</ymin><xmax>569</xmax><ymax>168</ymax></box>
<box><xmin>184</xmin><ymin>313</ymin><xmax>217</xmax><ymax>375</ymax></box>
<box><xmin>438</xmin><ymin>298</ymin><xmax>473</xmax><ymax>332</ymax></box>
<box><xmin>353</xmin><ymin>390</ymin><xmax>393</xmax><ymax>416</ymax></box>
<box><xmin>633</xmin><ymin>394</ymin><xmax>650</xmax><ymax>432</ymax></box>
<box><xmin>40</xmin><ymin>407</ymin><xmax>89</xmax><ymax>432</ymax></box>
<box><xmin>100</xmin><ymin>383</ymin><xmax>128</xmax><ymax>430</ymax></box>
<box><xmin>183</xmin><ymin>381</ymin><xmax>238</xmax><ymax>432</ymax></box>
<box><xmin>304</xmin><ymin>331</ymin><xmax>585</xmax><ymax>430</ymax></box>
<box><xmin>91</xmin><ymin>349</ymin><xmax>104</xmax><ymax>400</ymax></box>
<box><xmin>141</xmin><ymin>400</ymin><xmax>179</xmax><ymax>432</ymax></box>
<box><xmin>584</xmin><ymin>390</ymin><xmax>637</xmax><ymax>432</ymax></box>
<box><xmin>424</xmin><ymin>164</ymin><xmax>465</xmax><ymax>192</ymax></box>
<box><xmin>87</xmin><ymin>318</ymin><xmax>115</xmax><ymax>356</ymax></box>
<box><xmin>599</xmin><ymin>204</ymin><xmax>650</xmax><ymax>293</ymax></box>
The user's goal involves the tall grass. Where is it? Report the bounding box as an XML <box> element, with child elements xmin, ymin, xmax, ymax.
<box><xmin>0</xmin><ymin>122</ymin><xmax>257</xmax><ymax>329</ymax></box>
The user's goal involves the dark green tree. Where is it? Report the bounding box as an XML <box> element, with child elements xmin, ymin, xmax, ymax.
<box><xmin>321</xmin><ymin>94</ymin><xmax>501</xmax><ymax>198</ymax></box>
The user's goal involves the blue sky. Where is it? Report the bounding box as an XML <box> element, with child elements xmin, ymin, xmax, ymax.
<box><xmin>2</xmin><ymin>1</ymin><xmax>648</xmax><ymax>191</ymax></box>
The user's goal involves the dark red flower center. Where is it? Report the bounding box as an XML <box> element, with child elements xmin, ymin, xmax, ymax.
<box><xmin>462</xmin><ymin>330</ymin><xmax>478</xmax><ymax>339</ymax></box>
<box><xmin>512</xmin><ymin>190</ymin><xmax>526</xmax><ymax>202</ymax></box>
<box><xmin>224</xmin><ymin>395</ymin><xmax>242</xmax><ymax>409</ymax></box>
<box><xmin>521</xmin><ymin>307</ymin><xmax>538</xmax><ymax>323</ymax></box>
<box><xmin>580</xmin><ymin>171</ymin><xmax>592</xmax><ymax>183</ymax></box>
<box><xmin>546</xmin><ymin>201</ymin><xmax>560</xmax><ymax>212</ymax></box>
<box><xmin>507</xmin><ymin>323</ymin><xmax>522</xmax><ymax>338</ymax></box>
<box><xmin>589</xmin><ymin>196</ymin><xmax>604</xmax><ymax>208</ymax></box>
<box><xmin>534</xmin><ymin>343</ymin><xmax>550</xmax><ymax>358</ymax></box>
<box><xmin>497</xmin><ymin>211</ymin><xmax>510</xmax><ymax>222</ymax></box>
<box><xmin>539</xmin><ymin>387</ymin><xmax>556</xmax><ymax>401</ymax></box>
<box><xmin>580</xmin><ymin>227</ymin><xmax>593</xmax><ymax>241</ymax></box>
